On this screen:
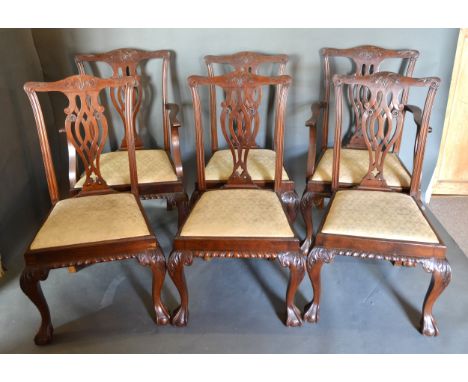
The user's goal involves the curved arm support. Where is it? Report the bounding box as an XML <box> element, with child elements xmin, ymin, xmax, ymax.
<box><xmin>405</xmin><ymin>104</ymin><xmax>433</xmax><ymax>134</ymax></box>
<box><xmin>165</xmin><ymin>103</ymin><xmax>183</xmax><ymax>179</ymax></box>
<box><xmin>306</xmin><ymin>101</ymin><xmax>326</xmax><ymax>179</ymax></box>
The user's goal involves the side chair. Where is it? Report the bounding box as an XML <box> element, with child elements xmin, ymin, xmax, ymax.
<box><xmin>168</xmin><ymin>70</ymin><xmax>305</xmax><ymax>327</ymax></box>
<box><xmin>21</xmin><ymin>74</ymin><xmax>170</xmax><ymax>345</ymax></box>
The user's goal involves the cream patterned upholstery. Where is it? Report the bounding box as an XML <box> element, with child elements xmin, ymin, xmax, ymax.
<box><xmin>30</xmin><ymin>193</ymin><xmax>150</xmax><ymax>250</ymax></box>
<box><xmin>75</xmin><ymin>149</ymin><xmax>178</xmax><ymax>188</ymax></box>
<box><xmin>180</xmin><ymin>189</ymin><xmax>294</xmax><ymax>238</ymax></box>
<box><xmin>205</xmin><ymin>149</ymin><xmax>289</xmax><ymax>181</ymax></box>
<box><xmin>311</xmin><ymin>148</ymin><xmax>411</xmax><ymax>188</ymax></box>
<box><xmin>322</xmin><ymin>190</ymin><xmax>439</xmax><ymax>243</ymax></box>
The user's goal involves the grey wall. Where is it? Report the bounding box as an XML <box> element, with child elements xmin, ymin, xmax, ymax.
<box><xmin>31</xmin><ymin>28</ymin><xmax>459</xmax><ymax>199</ymax></box>
<box><xmin>0</xmin><ymin>29</ymin><xmax>53</xmax><ymax>264</ymax></box>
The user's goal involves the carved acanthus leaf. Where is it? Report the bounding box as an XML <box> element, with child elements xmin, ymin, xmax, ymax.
<box><xmin>136</xmin><ymin>249</ymin><xmax>165</xmax><ymax>267</ymax></box>
<box><xmin>167</xmin><ymin>251</ymin><xmax>194</xmax><ymax>274</ymax></box>
<box><xmin>277</xmin><ymin>252</ymin><xmax>306</xmax><ymax>269</ymax></box>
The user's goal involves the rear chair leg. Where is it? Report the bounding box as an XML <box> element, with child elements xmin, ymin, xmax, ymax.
<box><xmin>175</xmin><ymin>192</ymin><xmax>189</xmax><ymax>228</ymax></box>
<box><xmin>300</xmin><ymin>191</ymin><xmax>315</xmax><ymax>253</ymax></box>
<box><xmin>168</xmin><ymin>251</ymin><xmax>193</xmax><ymax>326</ymax></box>
<box><xmin>278</xmin><ymin>252</ymin><xmax>305</xmax><ymax>327</ymax></box>
<box><xmin>280</xmin><ymin>191</ymin><xmax>300</xmax><ymax>223</ymax></box>
<box><xmin>20</xmin><ymin>267</ymin><xmax>53</xmax><ymax>345</ymax></box>
<box><xmin>313</xmin><ymin>197</ymin><xmax>324</xmax><ymax>210</ymax></box>
<box><xmin>420</xmin><ymin>258</ymin><xmax>451</xmax><ymax>336</ymax></box>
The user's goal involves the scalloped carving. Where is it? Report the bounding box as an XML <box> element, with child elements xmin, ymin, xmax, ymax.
<box><xmin>205</xmin><ymin>51</ymin><xmax>288</xmax><ymax>73</ymax></box>
<box><xmin>308</xmin><ymin>246</ymin><xmax>449</xmax><ymax>273</ymax></box>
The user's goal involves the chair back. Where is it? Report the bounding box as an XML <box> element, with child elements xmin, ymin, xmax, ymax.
<box><xmin>24</xmin><ymin>74</ymin><xmax>139</xmax><ymax>204</ymax></box>
<box><xmin>320</xmin><ymin>45</ymin><xmax>419</xmax><ymax>151</ymax></box>
<box><xmin>204</xmin><ymin>51</ymin><xmax>288</xmax><ymax>152</ymax></box>
<box><xmin>331</xmin><ymin>71</ymin><xmax>440</xmax><ymax>197</ymax></box>
<box><xmin>188</xmin><ymin>71</ymin><xmax>291</xmax><ymax>193</ymax></box>
<box><xmin>75</xmin><ymin>48</ymin><xmax>171</xmax><ymax>150</ymax></box>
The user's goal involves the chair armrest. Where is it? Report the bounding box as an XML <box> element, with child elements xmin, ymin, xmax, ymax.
<box><xmin>404</xmin><ymin>104</ymin><xmax>432</xmax><ymax>134</ymax></box>
<box><xmin>165</xmin><ymin>102</ymin><xmax>183</xmax><ymax>178</ymax></box>
<box><xmin>306</xmin><ymin>101</ymin><xmax>326</xmax><ymax>128</ymax></box>
<box><xmin>306</xmin><ymin>101</ymin><xmax>326</xmax><ymax>179</ymax></box>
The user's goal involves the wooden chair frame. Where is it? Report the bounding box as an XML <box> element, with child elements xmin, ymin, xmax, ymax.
<box><xmin>303</xmin><ymin>72</ymin><xmax>451</xmax><ymax>336</ymax></box>
<box><xmin>301</xmin><ymin>46</ymin><xmax>420</xmax><ymax>227</ymax></box>
<box><xmin>168</xmin><ymin>71</ymin><xmax>305</xmax><ymax>327</ymax></box>
<box><xmin>21</xmin><ymin>74</ymin><xmax>170</xmax><ymax>345</ymax></box>
<box><xmin>301</xmin><ymin>45</ymin><xmax>425</xmax><ymax>249</ymax></box>
<box><xmin>197</xmin><ymin>51</ymin><xmax>298</xmax><ymax>219</ymax></box>
<box><xmin>74</xmin><ymin>48</ymin><xmax>187</xmax><ymax>226</ymax></box>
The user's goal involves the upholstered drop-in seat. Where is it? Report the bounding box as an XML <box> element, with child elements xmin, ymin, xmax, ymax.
<box><xmin>180</xmin><ymin>189</ymin><xmax>294</xmax><ymax>238</ymax></box>
<box><xmin>322</xmin><ymin>190</ymin><xmax>439</xmax><ymax>243</ymax></box>
<box><xmin>311</xmin><ymin>148</ymin><xmax>411</xmax><ymax>188</ymax></box>
<box><xmin>75</xmin><ymin>149</ymin><xmax>178</xmax><ymax>188</ymax></box>
<box><xmin>30</xmin><ymin>193</ymin><xmax>151</xmax><ymax>250</ymax></box>
<box><xmin>205</xmin><ymin>149</ymin><xmax>289</xmax><ymax>181</ymax></box>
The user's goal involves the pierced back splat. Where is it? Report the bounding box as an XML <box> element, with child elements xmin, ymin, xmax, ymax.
<box><xmin>24</xmin><ymin>74</ymin><xmax>139</xmax><ymax>202</ymax></box>
<box><xmin>220</xmin><ymin>81</ymin><xmax>263</xmax><ymax>187</ymax></box>
<box><xmin>204</xmin><ymin>51</ymin><xmax>289</xmax><ymax>152</ymax></box>
<box><xmin>320</xmin><ymin>45</ymin><xmax>419</xmax><ymax>151</ymax></box>
<box><xmin>64</xmin><ymin>89</ymin><xmax>109</xmax><ymax>192</ymax></box>
<box><xmin>332</xmin><ymin>72</ymin><xmax>440</xmax><ymax>194</ymax></box>
<box><xmin>75</xmin><ymin>48</ymin><xmax>171</xmax><ymax>151</ymax></box>
<box><xmin>188</xmin><ymin>71</ymin><xmax>291</xmax><ymax>192</ymax></box>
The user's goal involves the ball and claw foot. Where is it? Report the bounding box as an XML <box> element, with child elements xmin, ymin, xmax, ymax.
<box><xmin>303</xmin><ymin>301</ymin><xmax>319</xmax><ymax>323</ymax></box>
<box><xmin>34</xmin><ymin>323</ymin><xmax>53</xmax><ymax>346</ymax></box>
<box><xmin>421</xmin><ymin>314</ymin><xmax>439</xmax><ymax>337</ymax></box>
<box><xmin>155</xmin><ymin>306</ymin><xmax>170</xmax><ymax>326</ymax></box>
<box><xmin>171</xmin><ymin>306</ymin><xmax>189</xmax><ymax>327</ymax></box>
<box><xmin>286</xmin><ymin>305</ymin><xmax>303</xmax><ymax>327</ymax></box>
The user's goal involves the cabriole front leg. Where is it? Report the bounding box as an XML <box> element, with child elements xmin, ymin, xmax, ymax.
<box><xmin>20</xmin><ymin>267</ymin><xmax>53</xmax><ymax>345</ymax></box>
<box><xmin>168</xmin><ymin>251</ymin><xmax>193</xmax><ymax>326</ymax></box>
<box><xmin>420</xmin><ymin>258</ymin><xmax>452</xmax><ymax>336</ymax></box>
<box><xmin>304</xmin><ymin>247</ymin><xmax>334</xmax><ymax>323</ymax></box>
<box><xmin>278</xmin><ymin>252</ymin><xmax>305</xmax><ymax>327</ymax></box>
<box><xmin>137</xmin><ymin>249</ymin><xmax>170</xmax><ymax>325</ymax></box>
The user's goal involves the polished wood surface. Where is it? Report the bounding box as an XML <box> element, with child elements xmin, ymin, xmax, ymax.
<box><xmin>169</xmin><ymin>70</ymin><xmax>304</xmax><ymax>327</ymax></box>
<box><xmin>22</xmin><ymin>74</ymin><xmax>170</xmax><ymax>345</ymax></box>
<box><xmin>303</xmin><ymin>72</ymin><xmax>451</xmax><ymax>336</ymax></box>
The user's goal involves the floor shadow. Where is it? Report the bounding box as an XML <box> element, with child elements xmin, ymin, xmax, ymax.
<box><xmin>365</xmin><ymin>261</ymin><xmax>422</xmax><ymax>333</ymax></box>
<box><xmin>242</xmin><ymin>258</ymin><xmax>308</xmax><ymax>323</ymax></box>
<box><xmin>120</xmin><ymin>260</ymin><xmax>178</xmax><ymax>320</ymax></box>
<box><xmin>242</xmin><ymin>259</ymin><xmax>284</xmax><ymax>322</ymax></box>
